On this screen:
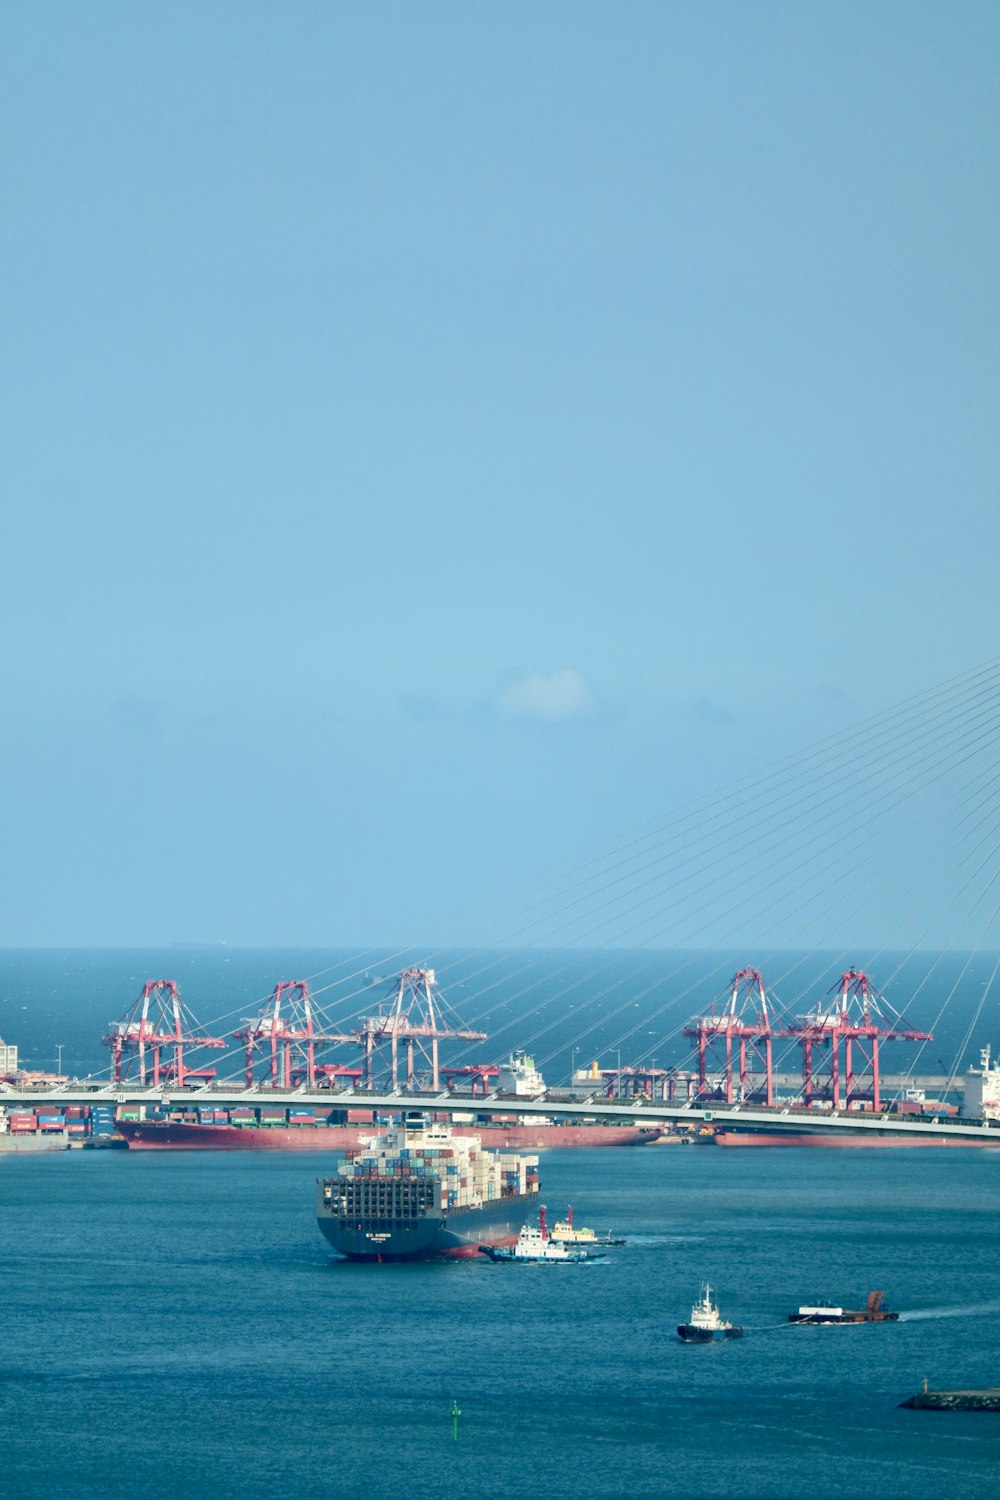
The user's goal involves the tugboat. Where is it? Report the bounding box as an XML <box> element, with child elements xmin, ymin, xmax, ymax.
<box><xmin>677</xmin><ymin>1284</ymin><xmax>744</xmax><ymax>1341</ymax></box>
<box><xmin>788</xmin><ymin>1291</ymin><xmax>899</xmax><ymax>1324</ymax></box>
<box><xmin>548</xmin><ymin>1204</ymin><xmax>626</xmax><ymax>1248</ymax></box>
<box><xmin>479</xmin><ymin>1205</ymin><xmax>606</xmax><ymax>1264</ymax></box>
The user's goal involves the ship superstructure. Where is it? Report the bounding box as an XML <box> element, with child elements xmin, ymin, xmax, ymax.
<box><xmin>497</xmin><ymin>1049</ymin><xmax>546</xmax><ymax>1097</ymax></box>
<box><xmin>316</xmin><ymin>1121</ymin><xmax>539</xmax><ymax>1261</ymax></box>
<box><xmin>548</xmin><ymin>1204</ymin><xmax>626</xmax><ymax>1247</ymax></box>
<box><xmin>963</xmin><ymin>1046</ymin><xmax>1000</xmax><ymax>1121</ymax></box>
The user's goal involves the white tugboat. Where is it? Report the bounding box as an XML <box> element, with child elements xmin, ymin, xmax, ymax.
<box><xmin>677</xmin><ymin>1284</ymin><xmax>744</xmax><ymax>1341</ymax></box>
<box><xmin>479</xmin><ymin>1205</ymin><xmax>606</xmax><ymax>1263</ymax></box>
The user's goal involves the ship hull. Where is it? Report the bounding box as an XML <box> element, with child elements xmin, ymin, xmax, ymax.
<box><xmin>118</xmin><ymin>1121</ymin><xmax>660</xmax><ymax>1151</ymax></box>
<box><xmin>479</xmin><ymin>1245</ymin><xmax>598</xmax><ymax>1264</ymax></box>
<box><xmin>0</xmin><ymin>1131</ymin><xmax>69</xmax><ymax>1153</ymax></box>
<box><xmin>712</xmin><ymin>1131</ymin><xmax>999</xmax><ymax>1148</ymax></box>
<box><xmin>677</xmin><ymin>1325</ymin><xmax>743</xmax><ymax>1341</ymax></box>
<box><xmin>119</xmin><ymin>1122</ymin><xmax>363</xmax><ymax>1150</ymax></box>
<box><xmin>465</xmin><ymin>1124</ymin><xmax>659</xmax><ymax>1149</ymax></box>
<box><xmin>316</xmin><ymin>1190</ymin><xmax>538</xmax><ymax>1262</ymax></box>
<box><xmin>788</xmin><ymin>1312</ymin><xmax>899</xmax><ymax>1324</ymax></box>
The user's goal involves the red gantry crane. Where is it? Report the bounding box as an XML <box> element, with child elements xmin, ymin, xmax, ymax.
<box><xmin>439</xmin><ymin>1064</ymin><xmax>500</xmax><ymax>1096</ymax></box>
<box><xmin>233</xmin><ymin>981</ymin><xmax>356</xmax><ymax>1089</ymax></box>
<box><xmin>358</xmin><ymin>968</ymin><xmax>487</xmax><ymax>1091</ymax></box>
<box><xmin>103</xmin><ymin>980</ymin><xmax>226</xmax><ymax>1087</ymax></box>
<box><xmin>683</xmin><ymin>967</ymin><xmax>777</xmax><ymax>1106</ymax></box>
<box><xmin>786</xmin><ymin>967</ymin><xmax>932</xmax><ymax>1112</ymax></box>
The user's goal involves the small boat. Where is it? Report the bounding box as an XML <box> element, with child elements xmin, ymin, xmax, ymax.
<box><xmin>677</xmin><ymin>1283</ymin><xmax>744</xmax><ymax>1341</ymax></box>
<box><xmin>548</xmin><ymin>1204</ymin><xmax>626</xmax><ymax>1248</ymax></box>
<box><xmin>479</xmin><ymin>1206</ymin><xmax>606</xmax><ymax>1264</ymax></box>
<box><xmin>788</xmin><ymin>1291</ymin><xmax>899</xmax><ymax>1325</ymax></box>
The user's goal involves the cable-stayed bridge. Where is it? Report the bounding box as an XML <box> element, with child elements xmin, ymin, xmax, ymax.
<box><xmin>6</xmin><ymin>664</ymin><xmax>998</xmax><ymax>1144</ymax></box>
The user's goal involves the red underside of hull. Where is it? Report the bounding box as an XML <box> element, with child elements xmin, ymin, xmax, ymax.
<box><xmin>118</xmin><ymin>1122</ymin><xmax>660</xmax><ymax>1150</ymax></box>
<box><xmin>712</xmin><ymin>1131</ymin><xmax>996</xmax><ymax>1148</ymax></box>
<box><xmin>468</xmin><ymin>1124</ymin><xmax>658</xmax><ymax>1148</ymax></box>
<box><xmin>441</xmin><ymin>1241</ymin><xmax>508</xmax><ymax>1258</ymax></box>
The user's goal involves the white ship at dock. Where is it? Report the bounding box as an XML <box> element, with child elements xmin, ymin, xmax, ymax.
<box><xmin>963</xmin><ymin>1046</ymin><xmax>1000</xmax><ymax>1120</ymax></box>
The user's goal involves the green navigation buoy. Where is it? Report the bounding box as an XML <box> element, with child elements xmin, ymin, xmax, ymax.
<box><xmin>450</xmin><ymin>1400</ymin><xmax>461</xmax><ymax>1441</ymax></box>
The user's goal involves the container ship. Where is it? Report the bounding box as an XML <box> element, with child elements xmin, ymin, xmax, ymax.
<box><xmin>711</xmin><ymin>1129</ymin><xmax>983</xmax><ymax>1148</ymax></box>
<box><xmin>116</xmin><ymin>1108</ymin><xmax>661</xmax><ymax>1150</ymax></box>
<box><xmin>316</xmin><ymin>1120</ymin><xmax>539</xmax><ymax>1260</ymax></box>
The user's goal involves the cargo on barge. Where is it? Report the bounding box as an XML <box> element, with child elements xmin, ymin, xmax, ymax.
<box><xmin>789</xmin><ymin>1291</ymin><xmax>899</xmax><ymax>1324</ymax></box>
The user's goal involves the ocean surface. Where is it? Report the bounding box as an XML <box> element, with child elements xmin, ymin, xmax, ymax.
<box><xmin>1</xmin><ymin>1144</ymin><xmax>998</xmax><ymax>1500</ymax></box>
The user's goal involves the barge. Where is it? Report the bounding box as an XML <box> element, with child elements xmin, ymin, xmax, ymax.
<box><xmin>789</xmin><ymin>1291</ymin><xmax>899</xmax><ymax>1324</ymax></box>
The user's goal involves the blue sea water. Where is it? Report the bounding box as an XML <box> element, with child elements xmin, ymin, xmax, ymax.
<box><xmin>0</xmin><ymin>1144</ymin><xmax>997</xmax><ymax>1500</ymax></box>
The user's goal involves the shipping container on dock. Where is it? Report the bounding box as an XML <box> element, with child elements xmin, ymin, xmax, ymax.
<box><xmin>89</xmin><ymin>1108</ymin><xmax>117</xmax><ymax>1138</ymax></box>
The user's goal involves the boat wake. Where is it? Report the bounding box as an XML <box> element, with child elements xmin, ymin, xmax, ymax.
<box><xmin>627</xmin><ymin>1234</ymin><xmax>705</xmax><ymax>1247</ymax></box>
<box><xmin>741</xmin><ymin>1322</ymin><xmax>798</xmax><ymax>1335</ymax></box>
<box><xmin>898</xmin><ymin>1301</ymin><xmax>1000</xmax><ymax>1322</ymax></box>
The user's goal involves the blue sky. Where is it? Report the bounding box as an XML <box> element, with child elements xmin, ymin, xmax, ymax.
<box><xmin>1</xmin><ymin>2</ymin><xmax>997</xmax><ymax>946</ymax></box>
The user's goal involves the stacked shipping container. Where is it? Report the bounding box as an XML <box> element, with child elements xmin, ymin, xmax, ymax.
<box><xmin>338</xmin><ymin>1125</ymin><xmax>539</xmax><ymax>1212</ymax></box>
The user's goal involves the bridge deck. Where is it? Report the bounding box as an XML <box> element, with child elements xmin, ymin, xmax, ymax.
<box><xmin>1</xmin><ymin>1085</ymin><xmax>997</xmax><ymax>1141</ymax></box>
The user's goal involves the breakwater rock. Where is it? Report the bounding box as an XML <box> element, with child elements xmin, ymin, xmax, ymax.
<box><xmin>900</xmin><ymin>1388</ymin><xmax>1000</xmax><ymax>1412</ymax></box>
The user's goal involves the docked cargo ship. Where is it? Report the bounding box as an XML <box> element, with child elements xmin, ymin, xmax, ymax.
<box><xmin>716</xmin><ymin>1122</ymin><xmax>995</xmax><ymax>1152</ymax></box>
<box><xmin>712</xmin><ymin>1127</ymin><xmax>995</xmax><ymax>1148</ymax></box>
<box><xmin>117</xmin><ymin>1116</ymin><xmax>661</xmax><ymax>1150</ymax></box>
<box><xmin>0</xmin><ymin>1107</ymin><xmax>68</xmax><ymax>1153</ymax></box>
<box><xmin>118</xmin><ymin>1120</ymin><xmax>364</xmax><ymax>1150</ymax></box>
<box><xmin>316</xmin><ymin>1121</ymin><xmax>539</xmax><ymax>1261</ymax></box>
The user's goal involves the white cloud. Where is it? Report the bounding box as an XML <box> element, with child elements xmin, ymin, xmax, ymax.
<box><xmin>496</xmin><ymin>668</ymin><xmax>598</xmax><ymax>723</ymax></box>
